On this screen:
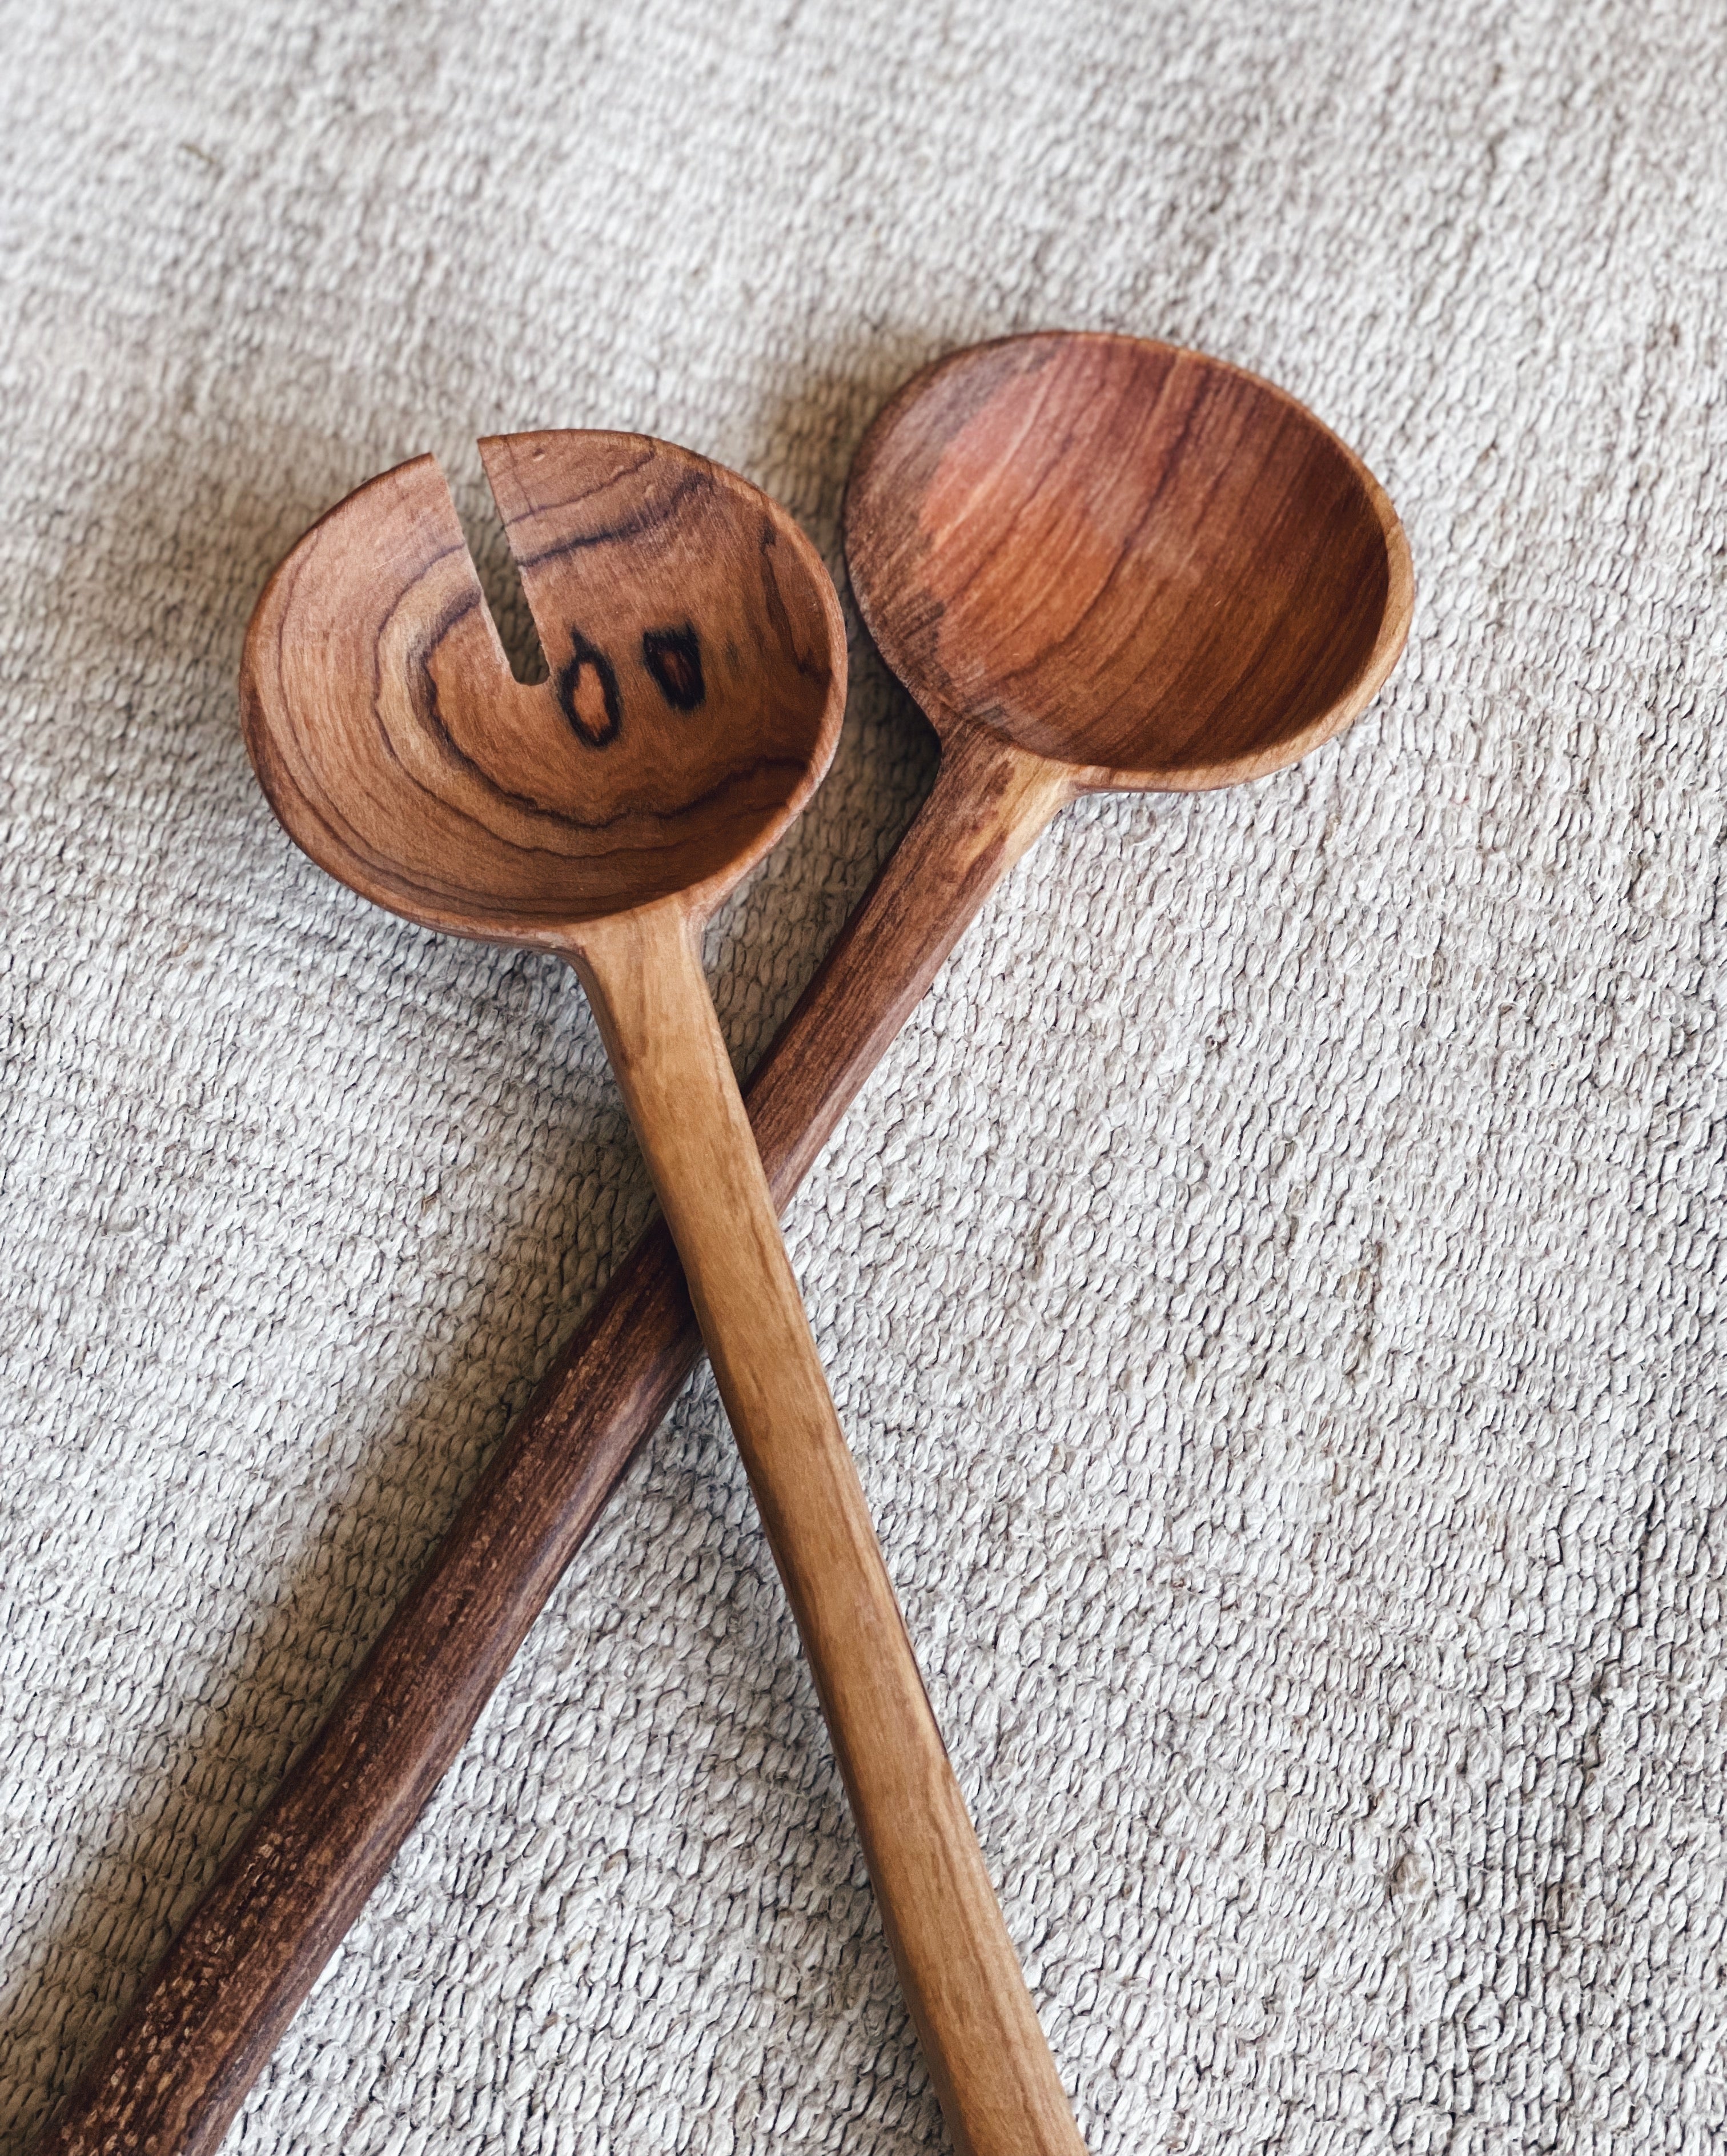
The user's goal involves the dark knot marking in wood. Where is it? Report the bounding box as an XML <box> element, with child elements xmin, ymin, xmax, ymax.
<box><xmin>557</xmin><ymin>628</ymin><xmax>622</xmax><ymax>747</ymax></box>
<box><xmin>642</xmin><ymin>624</ymin><xmax>705</xmax><ymax>712</ymax></box>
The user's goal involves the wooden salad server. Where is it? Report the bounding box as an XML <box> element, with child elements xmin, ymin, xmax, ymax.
<box><xmin>42</xmin><ymin>429</ymin><xmax>1086</xmax><ymax>2156</ymax></box>
<box><xmin>37</xmin><ymin>339</ymin><xmax>1412</xmax><ymax>2156</ymax></box>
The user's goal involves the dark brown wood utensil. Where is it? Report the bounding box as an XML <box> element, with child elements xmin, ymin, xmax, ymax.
<box><xmin>35</xmin><ymin>335</ymin><xmax>1411</xmax><ymax>2156</ymax></box>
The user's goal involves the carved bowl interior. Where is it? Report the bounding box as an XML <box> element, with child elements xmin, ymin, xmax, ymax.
<box><xmin>845</xmin><ymin>332</ymin><xmax>1411</xmax><ymax>789</ymax></box>
<box><xmin>243</xmin><ymin>431</ymin><xmax>845</xmax><ymax>940</ymax></box>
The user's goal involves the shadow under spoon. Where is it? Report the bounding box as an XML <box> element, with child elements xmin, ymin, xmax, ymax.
<box><xmin>34</xmin><ymin>336</ymin><xmax>1411</xmax><ymax>2156</ymax></box>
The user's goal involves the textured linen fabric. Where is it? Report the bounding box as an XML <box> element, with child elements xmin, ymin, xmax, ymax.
<box><xmin>2</xmin><ymin>1</ymin><xmax>1725</xmax><ymax>2149</ymax></box>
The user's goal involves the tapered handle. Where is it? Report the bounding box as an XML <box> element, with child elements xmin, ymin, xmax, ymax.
<box><xmin>30</xmin><ymin>727</ymin><xmax>1069</xmax><ymax>2156</ymax></box>
<box><xmin>572</xmin><ymin>894</ymin><xmax>1085</xmax><ymax>2156</ymax></box>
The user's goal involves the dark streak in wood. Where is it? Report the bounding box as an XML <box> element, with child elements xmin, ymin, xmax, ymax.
<box><xmin>556</xmin><ymin>628</ymin><xmax>622</xmax><ymax>746</ymax></box>
<box><xmin>641</xmin><ymin>624</ymin><xmax>705</xmax><ymax>712</ymax></box>
<box><xmin>509</xmin><ymin>460</ymin><xmax>709</xmax><ymax>570</ymax></box>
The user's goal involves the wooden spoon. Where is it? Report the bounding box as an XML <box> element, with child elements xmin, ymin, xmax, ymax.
<box><xmin>254</xmin><ymin>431</ymin><xmax>1079</xmax><ymax>2155</ymax></box>
<box><xmin>35</xmin><ymin>340</ymin><xmax>1411</xmax><ymax>2156</ymax></box>
<box><xmin>844</xmin><ymin>330</ymin><xmax>1412</xmax><ymax>792</ymax></box>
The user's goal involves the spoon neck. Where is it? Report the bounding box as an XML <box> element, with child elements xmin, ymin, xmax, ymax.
<box><xmin>557</xmin><ymin>897</ymin><xmax>708</xmax><ymax>1114</ymax></box>
<box><xmin>730</xmin><ymin>724</ymin><xmax>1068</xmax><ymax>1208</ymax></box>
<box><xmin>931</xmin><ymin>721</ymin><xmax>1077</xmax><ymax>853</ymax></box>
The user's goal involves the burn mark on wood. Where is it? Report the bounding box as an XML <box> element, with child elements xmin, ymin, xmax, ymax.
<box><xmin>642</xmin><ymin>625</ymin><xmax>705</xmax><ymax>712</ymax></box>
<box><xmin>558</xmin><ymin>631</ymin><xmax>622</xmax><ymax>747</ymax></box>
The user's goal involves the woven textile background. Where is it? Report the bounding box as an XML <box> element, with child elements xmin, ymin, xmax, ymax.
<box><xmin>3</xmin><ymin>1</ymin><xmax>1724</xmax><ymax>2149</ymax></box>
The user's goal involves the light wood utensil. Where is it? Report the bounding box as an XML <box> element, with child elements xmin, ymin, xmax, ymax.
<box><xmin>37</xmin><ymin>338</ymin><xmax>1412</xmax><ymax>2156</ymax></box>
<box><xmin>204</xmin><ymin>430</ymin><xmax>1080</xmax><ymax>2155</ymax></box>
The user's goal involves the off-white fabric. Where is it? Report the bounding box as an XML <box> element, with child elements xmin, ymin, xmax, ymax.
<box><xmin>3</xmin><ymin>2</ymin><xmax>1725</xmax><ymax>2149</ymax></box>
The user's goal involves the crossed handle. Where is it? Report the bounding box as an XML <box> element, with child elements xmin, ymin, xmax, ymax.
<box><xmin>570</xmin><ymin>899</ymin><xmax>1085</xmax><ymax>2156</ymax></box>
<box><xmin>30</xmin><ymin>730</ymin><xmax>1078</xmax><ymax>2156</ymax></box>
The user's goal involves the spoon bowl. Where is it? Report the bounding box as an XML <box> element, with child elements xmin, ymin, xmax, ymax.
<box><xmin>845</xmin><ymin>330</ymin><xmax>1412</xmax><ymax>787</ymax></box>
<box><xmin>242</xmin><ymin>431</ymin><xmax>844</xmax><ymax>940</ymax></box>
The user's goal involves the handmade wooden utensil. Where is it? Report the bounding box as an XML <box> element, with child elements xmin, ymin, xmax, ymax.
<box><xmin>37</xmin><ymin>337</ymin><xmax>1412</xmax><ymax>2156</ymax></box>
<box><xmin>47</xmin><ymin>428</ymin><xmax>1086</xmax><ymax>2156</ymax></box>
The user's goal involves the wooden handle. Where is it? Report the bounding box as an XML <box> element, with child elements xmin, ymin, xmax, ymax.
<box><xmin>30</xmin><ymin>726</ymin><xmax>1068</xmax><ymax>2156</ymax></box>
<box><xmin>569</xmin><ymin>891</ymin><xmax>1084</xmax><ymax>2156</ymax></box>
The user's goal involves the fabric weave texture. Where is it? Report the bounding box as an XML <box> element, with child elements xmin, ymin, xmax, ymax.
<box><xmin>2</xmin><ymin>2</ymin><xmax>1724</xmax><ymax>2150</ymax></box>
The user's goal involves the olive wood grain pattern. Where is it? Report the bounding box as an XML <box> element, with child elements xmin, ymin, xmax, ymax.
<box><xmin>35</xmin><ymin>337</ymin><xmax>1412</xmax><ymax>2156</ymax></box>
